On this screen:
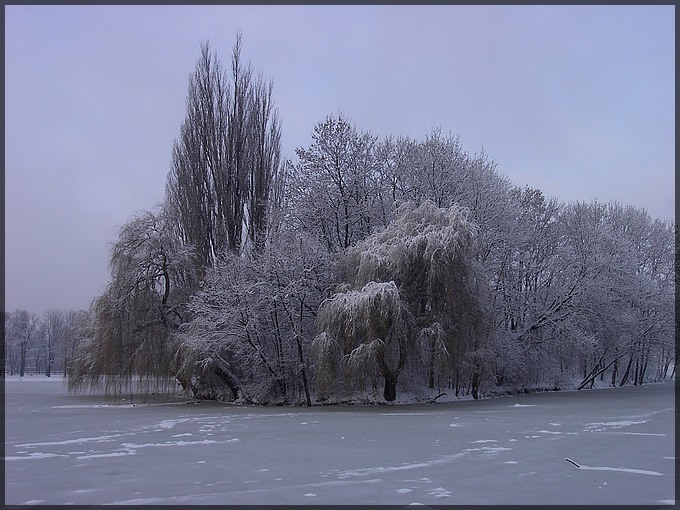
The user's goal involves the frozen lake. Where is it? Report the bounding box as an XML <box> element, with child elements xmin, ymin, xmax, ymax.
<box><xmin>4</xmin><ymin>376</ymin><xmax>675</xmax><ymax>505</ymax></box>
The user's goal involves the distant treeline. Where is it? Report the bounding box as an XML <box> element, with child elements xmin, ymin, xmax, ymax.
<box><xmin>4</xmin><ymin>308</ymin><xmax>87</xmax><ymax>378</ymax></box>
<box><xmin>41</xmin><ymin>37</ymin><xmax>674</xmax><ymax>403</ymax></box>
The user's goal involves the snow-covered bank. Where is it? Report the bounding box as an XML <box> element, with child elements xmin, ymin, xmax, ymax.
<box><xmin>4</xmin><ymin>377</ymin><xmax>675</xmax><ymax>505</ymax></box>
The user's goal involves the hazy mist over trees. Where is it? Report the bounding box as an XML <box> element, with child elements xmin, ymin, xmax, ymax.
<box><xmin>10</xmin><ymin>36</ymin><xmax>672</xmax><ymax>404</ymax></box>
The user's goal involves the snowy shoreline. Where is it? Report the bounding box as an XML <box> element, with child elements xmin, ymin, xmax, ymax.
<box><xmin>4</xmin><ymin>373</ymin><xmax>674</xmax><ymax>407</ymax></box>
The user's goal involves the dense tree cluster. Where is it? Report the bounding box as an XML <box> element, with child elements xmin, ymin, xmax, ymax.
<box><xmin>4</xmin><ymin>308</ymin><xmax>87</xmax><ymax>378</ymax></box>
<box><xmin>42</xmin><ymin>38</ymin><xmax>676</xmax><ymax>403</ymax></box>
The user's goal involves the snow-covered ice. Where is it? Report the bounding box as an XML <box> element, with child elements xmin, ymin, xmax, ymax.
<box><xmin>4</xmin><ymin>376</ymin><xmax>675</xmax><ymax>505</ymax></box>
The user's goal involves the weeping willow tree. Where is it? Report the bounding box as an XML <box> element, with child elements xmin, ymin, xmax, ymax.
<box><xmin>314</xmin><ymin>281</ymin><xmax>409</xmax><ymax>401</ymax></box>
<box><xmin>67</xmin><ymin>208</ymin><xmax>195</xmax><ymax>398</ymax></box>
<box><xmin>313</xmin><ymin>200</ymin><xmax>491</xmax><ymax>402</ymax></box>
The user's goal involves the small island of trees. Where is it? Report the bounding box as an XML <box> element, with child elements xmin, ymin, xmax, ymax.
<box><xmin>7</xmin><ymin>37</ymin><xmax>675</xmax><ymax>405</ymax></box>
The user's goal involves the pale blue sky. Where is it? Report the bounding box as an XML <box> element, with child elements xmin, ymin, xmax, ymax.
<box><xmin>5</xmin><ymin>5</ymin><xmax>675</xmax><ymax>314</ymax></box>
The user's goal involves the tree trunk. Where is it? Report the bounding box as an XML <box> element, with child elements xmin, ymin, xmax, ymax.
<box><xmin>176</xmin><ymin>376</ymin><xmax>191</xmax><ymax>395</ymax></box>
<box><xmin>471</xmin><ymin>370</ymin><xmax>480</xmax><ymax>399</ymax></box>
<box><xmin>637</xmin><ymin>350</ymin><xmax>649</xmax><ymax>386</ymax></box>
<box><xmin>428</xmin><ymin>348</ymin><xmax>435</xmax><ymax>389</ymax></box>
<box><xmin>383</xmin><ymin>374</ymin><xmax>397</xmax><ymax>402</ymax></box>
<box><xmin>296</xmin><ymin>337</ymin><xmax>312</xmax><ymax>406</ymax></box>
<box><xmin>19</xmin><ymin>342</ymin><xmax>27</xmax><ymax>377</ymax></box>
<box><xmin>619</xmin><ymin>356</ymin><xmax>633</xmax><ymax>386</ymax></box>
<box><xmin>212</xmin><ymin>359</ymin><xmax>245</xmax><ymax>401</ymax></box>
<box><xmin>579</xmin><ymin>353</ymin><xmax>624</xmax><ymax>391</ymax></box>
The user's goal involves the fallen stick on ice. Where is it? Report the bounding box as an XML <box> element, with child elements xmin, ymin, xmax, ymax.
<box><xmin>565</xmin><ymin>458</ymin><xmax>662</xmax><ymax>476</ymax></box>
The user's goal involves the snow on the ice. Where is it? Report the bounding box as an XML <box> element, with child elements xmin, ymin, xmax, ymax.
<box><xmin>4</xmin><ymin>376</ymin><xmax>675</xmax><ymax>505</ymax></box>
<box><xmin>577</xmin><ymin>465</ymin><xmax>663</xmax><ymax>476</ymax></box>
<box><xmin>75</xmin><ymin>452</ymin><xmax>136</xmax><ymax>460</ymax></box>
<box><xmin>463</xmin><ymin>446</ymin><xmax>512</xmax><ymax>454</ymax></box>
<box><xmin>428</xmin><ymin>486</ymin><xmax>452</xmax><ymax>498</ymax></box>
<box><xmin>120</xmin><ymin>439</ymin><xmax>223</xmax><ymax>449</ymax></box>
<box><xmin>16</xmin><ymin>433</ymin><xmax>129</xmax><ymax>447</ymax></box>
<box><xmin>380</xmin><ymin>412</ymin><xmax>432</xmax><ymax>416</ymax></box>
<box><xmin>584</xmin><ymin>419</ymin><xmax>648</xmax><ymax>431</ymax></box>
<box><xmin>5</xmin><ymin>452</ymin><xmax>67</xmax><ymax>461</ymax></box>
<box><xmin>156</xmin><ymin>418</ymin><xmax>192</xmax><ymax>429</ymax></box>
<box><xmin>621</xmin><ymin>432</ymin><xmax>667</xmax><ymax>436</ymax></box>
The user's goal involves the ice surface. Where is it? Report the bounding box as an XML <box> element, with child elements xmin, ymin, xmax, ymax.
<box><xmin>4</xmin><ymin>376</ymin><xmax>675</xmax><ymax>505</ymax></box>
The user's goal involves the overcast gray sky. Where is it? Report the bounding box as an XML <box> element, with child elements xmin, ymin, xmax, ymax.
<box><xmin>5</xmin><ymin>5</ymin><xmax>675</xmax><ymax>315</ymax></box>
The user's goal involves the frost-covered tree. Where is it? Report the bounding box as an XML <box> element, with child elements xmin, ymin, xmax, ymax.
<box><xmin>372</xmin><ymin>135</ymin><xmax>416</xmax><ymax>223</ymax></box>
<box><xmin>565</xmin><ymin>202</ymin><xmax>675</xmax><ymax>389</ymax></box>
<box><xmin>36</xmin><ymin>309</ymin><xmax>68</xmax><ymax>376</ymax></box>
<box><xmin>489</xmin><ymin>198</ymin><xmax>676</xmax><ymax>391</ymax></box>
<box><xmin>315</xmin><ymin>281</ymin><xmax>407</xmax><ymax>401</ymax></box>
<box><xmin>290</xmin><ymin>114</ymin><xmax>381</xmax><ymax>253</ymax></box>
<box><xmin>314</xmin><ymin>200</ymin><xmax>491</xmax><ymax>401</ymax></box>
<box><xmin>406</xmin><ymin>129</ymin><xmax>467</xmax><ymax>208</ymax></box>
<box><xmin>487</xmin><ymin>187</ymin><xmax>564</xmax><ymax>387</ymax></box>
<box><xmin>389</xmin><ymin>130</ymin><xmax>517</xmax><ymax>266</ymax></box>
<box><xmin>175</xmin><ymin>232</ymin><xmax>333</xmax><ymax>403</ymax></box>
<box><xmin>5</xmin><ymin>310</ymin><xmax>37</xmax><ymax>376</ymax></box>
